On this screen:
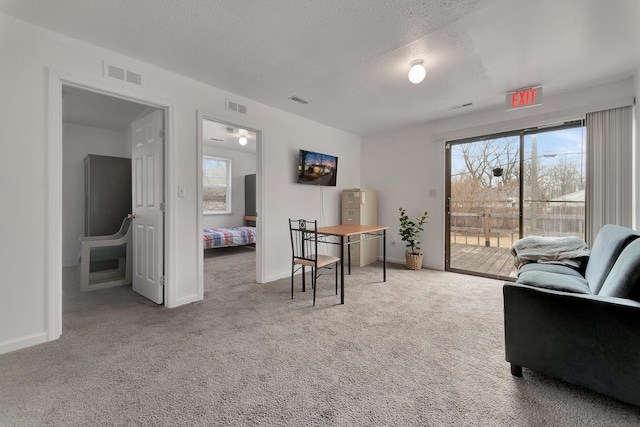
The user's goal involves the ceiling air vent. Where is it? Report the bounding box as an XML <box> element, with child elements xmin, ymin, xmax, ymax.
<box><xmin>449</xmin><ymin>102</ymin><xmax>473</xmax><ymax>110</ymax></box>
<box><xmin>103</xmin><ymin>61</ymin><xmax>143</xmax><ymax>87</ymax></box>
<box><xmin>226</xmin><ymin>99</ymin><xmax>247</xmax><ymax>114</ymax></box>
<box><xmin>289</xmin><ymin>95</ymin><xmax>309</xmax><ymax>105</ymax></box>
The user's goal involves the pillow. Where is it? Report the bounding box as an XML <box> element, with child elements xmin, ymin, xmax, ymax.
<box><xmin>518</xmin><ymin>262</ymin><xmax>584</xmax><ymax>278</ymax></box>
<box><xmin>584</xmin><ymin>224</ymin><xmax>640</xmax><ymax>294</ymax></box>
<box><xmin>598</xmin><ymin>239</ymin><xmax>640</xmax><ymax>301</ymax></box>
<box><xmin>516</xmin><ymin>271</ymin><xmax>591</xmax><ymax>295</ymax></box>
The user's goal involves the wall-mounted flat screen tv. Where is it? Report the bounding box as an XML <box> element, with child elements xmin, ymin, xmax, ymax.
<box><xmin>297</xmin><ymin>149</ymin><xmax>338</xmax><ymax>186</ymax></box>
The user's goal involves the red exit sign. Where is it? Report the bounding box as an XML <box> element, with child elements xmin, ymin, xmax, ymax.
<box><xmin>506</xmin><ymin>86</ymin><xmax>542</xmax><ymax>110</ymax></box>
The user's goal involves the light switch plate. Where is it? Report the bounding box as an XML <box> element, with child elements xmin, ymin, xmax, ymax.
<box><xmin>177</xmin><ymin>185</ymin><xmax>185</xmax><ymax>198</ymax></box>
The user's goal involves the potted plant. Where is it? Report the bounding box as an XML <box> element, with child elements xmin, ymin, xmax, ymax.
<box><xmin>398</xmin><ymin>207</ymin><xmax>429</xmax><ymax>270</ymax></box>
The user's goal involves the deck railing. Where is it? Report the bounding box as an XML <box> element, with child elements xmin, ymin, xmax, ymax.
<box><xmin>450</xmin><ymin>206</ymin><xmax>585</xmax><ymax>248</ymax></box>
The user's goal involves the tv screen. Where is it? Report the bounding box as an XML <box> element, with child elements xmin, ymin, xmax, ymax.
<box><xmin>297</xmin><ymin>149</ymin><xmax>338</xmax><ymax>186</ymax></box>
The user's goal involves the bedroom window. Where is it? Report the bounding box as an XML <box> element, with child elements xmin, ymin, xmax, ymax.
<box><xmin>203</xmin><ymin>156</ymin><xmax>232</xmax><ymax>214</ymax></box>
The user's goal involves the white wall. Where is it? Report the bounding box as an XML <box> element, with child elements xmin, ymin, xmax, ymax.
<box><xmin>62</xmin><ymin>123</ymin><xmax>129</xmax><ymax>266</ymax></box>
<box><xmin>202</xmin><ymin>145</ymin><xmax>256</xmax><ymax>229</ymax></box>
<box><xmin>362</xmin><ymin>77</ymin><xmax>635</xmax><ymax>270</ymax></box>
<box><xmin>0</xmin><ymin>13</ymin><xmax>360</xmax><ymax>354</ymax></box>
<box><xmin>634</xmin><ymin>68</ymin><xmax>640</xmax><ymax>230</ymax></box>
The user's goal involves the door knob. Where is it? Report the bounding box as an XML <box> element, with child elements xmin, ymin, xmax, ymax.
<box><xmin>128</xmin><ymin>213</ymin><xmax>136</xmax><ymax>219</ymax></box>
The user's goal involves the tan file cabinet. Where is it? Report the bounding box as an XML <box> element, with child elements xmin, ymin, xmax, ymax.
<box><xmin>342</xmin><ymin>189</ymin><xmax>378</xmax><ymax>267</ymax></box>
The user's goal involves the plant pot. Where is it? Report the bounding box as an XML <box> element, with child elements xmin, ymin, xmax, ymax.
<box><xmin>405</xmin><ymin>251</ymin><xmax>424</xmax><ymax>270</ymax></box>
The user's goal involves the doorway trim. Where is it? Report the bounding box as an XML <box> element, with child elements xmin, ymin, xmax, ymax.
<box><xmin>196</xmin><ymin>110</ymin><xmax>265</xmax><ymax>297</ymax></box>
<box><xmin>47</xmin><ymin>68</ymin><xmax>175</xmax><ymax>341</ymax></box>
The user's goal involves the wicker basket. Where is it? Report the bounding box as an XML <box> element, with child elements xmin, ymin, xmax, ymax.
<box><xmin>405</xmin><ymin>251</ymin><xmax>424</xmax><ymax>270</ymax></box>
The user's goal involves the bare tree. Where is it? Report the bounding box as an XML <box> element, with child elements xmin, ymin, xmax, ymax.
<box><xmin>458</xmin><ymin>137</ymin><xmax>519</xmax><ymax>189</ymax></box>
<box><xmin>523</xmin><ymin>155</ymin><xmax>583</xmax><ymax>201</ymax></box>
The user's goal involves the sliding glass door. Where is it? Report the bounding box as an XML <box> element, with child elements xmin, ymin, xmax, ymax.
<box><xmin>446</xmin><ymin>122</ymin><xmax>585</xmax><ymax>280</ymax></box>
<box><xmin>446</xmin><ymin>134</ymin><xmax>521</xmax><ymax>278</ymax></box>
<box><xmin>523</xmin><ymin>127</ymin><xmax>586</xmax><ymax>240</ymax></box>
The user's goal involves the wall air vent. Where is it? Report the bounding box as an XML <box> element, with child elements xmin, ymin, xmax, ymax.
<box><xmin>107</xmin><ymin>64</ymin><xmax>125</xmax><ymax>81</ymax></box>
<box><xmin>103</xmin><ymin>61</ymin><xmax>143</xmax><ymax>87</ymax></box>
<box><xmin>226</xmin><ymin>99</ymin><xmax>247</xmax><ymax>114</ymax></box>
<box><xmin>126</xmin><ymin>70</ymin><xmax>142</xmax><ymax>85</ymax></box>
<box><xmin>289</xmin><ymin>95</ymin><xmax>309</xmax><ymax>105</ymax></box>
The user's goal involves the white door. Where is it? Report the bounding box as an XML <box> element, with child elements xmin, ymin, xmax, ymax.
<box><xmin>131</xmin><ymin>109</ymin><xmax>164</xmax><ymax>304</ymax></box>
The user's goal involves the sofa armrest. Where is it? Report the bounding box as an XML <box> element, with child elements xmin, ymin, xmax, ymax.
<box><xmin>503</xmin><ymin>283</ymin><xmax>640</xmax><ymax>406</ymax></box>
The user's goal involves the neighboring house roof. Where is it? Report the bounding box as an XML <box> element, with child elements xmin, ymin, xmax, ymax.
<box><xmin>550</xmin><ymin>190</ymin><xmax>585</xmax><ymax>203</ymax></box>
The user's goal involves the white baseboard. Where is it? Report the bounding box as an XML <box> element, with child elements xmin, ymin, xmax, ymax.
<box><xmin>382</xmin><ymin>256</ymin><xmax>404</xmax><ymax>265</ymax></box>
<box><xmin>265</xmin><ymin>270</ymin><xmax>297</xmax><ymax>283</ymax></box>
<box><xmin>0</xmin><ymin>332</ymin><xmax>48</xmax><ymax>355</ymax></box>
<box><xmin>173</xmin><ymin>293</ymin><xmax>201</xmax><ymax>308</ymax></box>
<box><xmin>379</xmin><ymin>256</ymin><xmax>444</xmax><ymax>270</ymax></box>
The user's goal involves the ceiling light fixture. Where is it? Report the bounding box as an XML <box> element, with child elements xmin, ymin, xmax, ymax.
<box><xmin>408</xmin><ymin>60</ymin><xmax>426</xmax><ymax>84</ymax></box>
<box><xmin>238</xmin><ymin>136</ymin><xmax>248</xmax><ymax>146</ymax></box>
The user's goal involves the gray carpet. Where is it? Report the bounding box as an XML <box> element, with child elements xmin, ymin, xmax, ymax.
<box><xmin>1</xmin><ymin>246</ymin><xmax>639</xmax><ymax>426</ymax></box>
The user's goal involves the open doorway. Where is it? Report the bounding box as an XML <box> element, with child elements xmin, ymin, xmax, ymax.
<box><xmin>198</xmin><ymin>116</ymin><xmax>260</xmax><ymax>297</ymax></box>
<box><xmin>61</xmin><ymin>84</ymin><xmax>166</xmax><ymax>311</ymax></box>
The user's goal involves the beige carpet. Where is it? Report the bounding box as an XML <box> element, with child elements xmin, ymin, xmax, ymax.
<box><xmin>1</xmin><ymin>246</ymin><xmax>639</xmax><ymax>426</ymax></box>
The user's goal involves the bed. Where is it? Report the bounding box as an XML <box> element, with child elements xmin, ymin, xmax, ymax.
<box><xmin>203</xmin><ymin>226</ymin><xmax>257</xmax><ymax>249</ymax></box>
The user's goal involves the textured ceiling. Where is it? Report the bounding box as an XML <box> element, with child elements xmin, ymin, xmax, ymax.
<box><xmin>2</xmin><ymin>0</ymin><xmax>640</xmax><ymax>136</ymax></box>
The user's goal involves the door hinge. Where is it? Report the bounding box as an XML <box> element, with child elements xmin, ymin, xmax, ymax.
<box><xmin>159</xmin><ymin>128</ymin><xmax>165</xmax><ymax>139</ymax></box>
<box><xmin>160</xmin><ymin>202</ymin><xmax>165</xmax><ymax>212</ymax></box>
<box><xmin>160</xmin><ymin>276</ymin><xmax>166</xmax><ymax>286</ymax></box>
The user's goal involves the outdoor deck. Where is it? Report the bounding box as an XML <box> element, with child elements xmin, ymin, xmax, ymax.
<box><xmin>450</xmin><ymin>243</ymin><xmax>518</xmax><ymax>279</ymax></box>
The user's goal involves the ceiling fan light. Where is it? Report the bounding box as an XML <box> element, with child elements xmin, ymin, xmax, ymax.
<box><xmin>408</xmin><ymin>60</ymin><xmax>426</xmax><ymax>84</ymax></box>
<box><xmin>238</xmin><ymin>136</ymin><xmax>248</xmax><ymax>146</ymax></box>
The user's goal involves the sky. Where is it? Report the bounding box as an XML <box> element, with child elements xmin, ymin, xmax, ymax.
<box><xmin>301</xmin><ymin>150</ymin><xmax>337</xmax><ymax>169</ymax></box>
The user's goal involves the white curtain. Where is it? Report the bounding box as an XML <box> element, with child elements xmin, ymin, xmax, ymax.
<box><xmin>586</xmin><ymin>105</ymin><xmax>633</xmax><ymax>245</ymax></box>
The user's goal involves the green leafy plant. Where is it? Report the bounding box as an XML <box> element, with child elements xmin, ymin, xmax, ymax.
<box><xmin>398</xmin><ymin>207</ymin><xmax>429</xmax><ymax>255</ymax></box>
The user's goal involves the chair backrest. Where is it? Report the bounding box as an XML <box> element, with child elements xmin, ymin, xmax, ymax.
<box><xmin>289</xmin><ymin>219</ymin><xmax>319</xmax><ymax>264</ymax></box>
<box><xmin>118</xmin><ymin>216</ymin><xmax>133</xmax><ymax>237</ymax></box>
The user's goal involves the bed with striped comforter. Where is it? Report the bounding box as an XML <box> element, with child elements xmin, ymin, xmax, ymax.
<box><xmin>203</xmin><ymin>226</ymin><xmax>256</xmax><ymax>249</ymax></box>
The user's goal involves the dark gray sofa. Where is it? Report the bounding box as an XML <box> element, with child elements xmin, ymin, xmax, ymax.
<box><xmin>503</xmin><ymin>224</ymin><xmax>640</xmax><ymax>406</ymax></box>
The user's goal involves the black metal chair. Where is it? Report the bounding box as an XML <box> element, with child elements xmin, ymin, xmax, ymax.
<box><xmin>288</xmin><ymin>219</ymin><xmax>340</xmax><ymax>306</ymax></box>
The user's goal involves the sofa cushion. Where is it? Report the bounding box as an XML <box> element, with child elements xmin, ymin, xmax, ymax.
<box><xmin>518</xmin><ymin>262</ymin><xmax>584</xmax><ymax>278</ymax></box>
<box><xmin>516</xmin><ymin>271</ymin><xmax>592</xmax><ymax>294</ymax></box>
<box><xmin>584</xmin><ymin>224</ymin><xmax>640</xmax><ymax>294</ymax></box>
<box><xmin>598</xmin><ymin>239</ymin><xmax>640</xmax><ymax>301</ymax></box>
